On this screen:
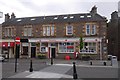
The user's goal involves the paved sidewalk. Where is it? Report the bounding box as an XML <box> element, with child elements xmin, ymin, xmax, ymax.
<box><xmin>9</xmin><ymin>65</ymin><xmax>73</xmax><ymax>79</ymax></box>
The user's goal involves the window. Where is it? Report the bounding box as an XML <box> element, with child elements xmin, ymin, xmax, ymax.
<box><xmin>64</xmin><ymin>16</ymin><xmax>67</xmax><ymax>19</ymax></box>
<box><xmin>80</xmin><ymin>42</ymin><xmax>96</xmax><ymax>53</ymax></box>
<box><xmin>5</xmin><ymin>27</ymin><xmax>14</xmax><ymax>37</ymax></box>
<box><xmin>85</xmin><ymin>24</ymin><xmax>96</xmax><ymax>35</ymax></box>
<box><xmin>23</xmin><ymin>26</ymin><xmax>32</xmax><ymax>36</ymax></box>
<box><xmin>91</xmin><ymin>25</ymin><xmax>96</xmax><ymax>35</ymax></box>
<box><xmin>66</xmin><ymin>25</ymin><xmax>73</xmax><ymax>35</ymax></box>
<box><xmin>59</xmin><ymin>42</ymin><xmax>74</xmax><ymax>53</ymax></box>
<box><xmin>87</xmin><ymin>15</ymin><xmax>91</xmax><ymax>18</ymax></box>
<box><xmin>47</xmin><ymin>26</ymin><xmax>50</xmax><ymax>36</ymax></box>
<box><xmin>80</xmin><ymin>16</ymin><xmax>84</xmax><ymax>18</ymax></box>
<box><xmin>41</xmin><ymin>47</ymin><xmax>46</xmax><ymax>52</ymax></box>
<box><xmin>43</xmin><ymin>27</ymin><xmax>46</xmax><ymax>36</ymax></box>
<box><xmin>86</xmin><ymin>24</ymin><xmax>90</xmax><ymax>35</ymax></box>
<box><xmin>51</xmin><ymin>26</ymin><xmax>54</xmax><ymax>36</ymax></box>
<box><xmin>43</xmin><ymin>25</ymin><xmax>55</xmax><ymax>36</ymax></box>
<box><xmin>40</xmin><ymin>43</ymin><xmax>47</xmax><ymax>52</ymax></box>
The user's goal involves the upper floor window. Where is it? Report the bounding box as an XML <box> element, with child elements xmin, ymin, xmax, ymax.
<box><xmin>5</xmin><ymin>27</ymin><xmax>14</xmax><ymax>37</ymax></box>
<box><xmin>66</xmin><ymin>25</ymin><xmax>73</xmax><ymax>35</ymax></box>
<box><xmin>23</xmin><ymin>25</ymin><xmax>32</xmax><ymax>36</ymax></box>
<box><xmin>86</xmin><ymin>24</ymin><xmax>90</xmax><ymax>35</ymax></box>
<box><xmin>85</xmin><ymin>24</ymin><xmax>96</xmax><ymax>35</ymax></box>
<box><xmin>43</xmin><ymin>25</ymin><xmax>55</xmax><ymax>36</ymax></box>
<box><xmin>91</xmin><ymin>24</ymin><xmax>96</xmax><ymax>35</ymax></box>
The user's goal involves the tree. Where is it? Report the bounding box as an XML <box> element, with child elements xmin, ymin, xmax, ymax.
<box><xmin>79</xmin><ymin>35</ymin><xmax>84</xmax><ymax>51</ymax></box>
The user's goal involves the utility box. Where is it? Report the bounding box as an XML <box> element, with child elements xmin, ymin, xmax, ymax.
<box><xmin>111</xmin><ymin>56</ymin><xmax>118</xmax><ymax>67</ymax></box>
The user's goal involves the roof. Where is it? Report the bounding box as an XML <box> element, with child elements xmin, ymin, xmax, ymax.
<box><xmin>2</xmin><ymin>13</ymin><xmax>107</xmax><ymax>26</ymax></box>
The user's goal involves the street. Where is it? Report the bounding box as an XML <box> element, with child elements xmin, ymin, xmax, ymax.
<box><xmin>1</xmin><ymin>59</ymin><xmax>119</xmax><ymax>80</ymax></box>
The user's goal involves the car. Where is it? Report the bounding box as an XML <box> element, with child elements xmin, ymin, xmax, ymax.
<box><xmin>0</xmin><ymin>54</ymin><xmax>5</xmax><ymax>62</ymax></box>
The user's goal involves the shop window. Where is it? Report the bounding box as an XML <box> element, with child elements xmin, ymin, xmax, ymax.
<box><xmin>80</xmin><ymin>42</ymin><xmax>96</xmax><ymax>53</ymax></box>
<box><xmin>59</xmin><ymin>42</ymin><xmax>74</xmax><ymax>53</ymax></box>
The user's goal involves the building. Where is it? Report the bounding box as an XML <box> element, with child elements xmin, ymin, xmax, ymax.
<box><xmin>1</xmin><ymin>6</ymin><xmax>107</xmax><ymax>60</ymax></box>
<box><xmin>107</xmin><ymin>11</ymin><xmax>120</xmax><ymax>61</ymax></box>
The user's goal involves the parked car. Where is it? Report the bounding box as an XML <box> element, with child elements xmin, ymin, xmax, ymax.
<box><xmin>0</xmin><ymin>54</ymin><xmax>5</xmax><ymax>62</ymax></box>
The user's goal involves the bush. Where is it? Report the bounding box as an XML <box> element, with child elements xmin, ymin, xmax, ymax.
<box><xmin>37</xmin><ymin>53</ymin><xmax>46</xmax><ymax>59</ymax></box>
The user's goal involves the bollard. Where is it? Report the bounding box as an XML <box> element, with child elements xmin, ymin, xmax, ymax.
<box><xmin>90</xmin><ymin>61</ymin><xmax>92</xmax><ymax>65</ymax></box>
<box><xmin>73</xmin><ymin>62</ymin><xmax>78</xmax><ymax>79</ymax></box>
<box><xmin>103</xmin><ymin>62</ymin><xmax>106</xmax><ymax>66</ymax></box>
<box><xmin>51</xmin><ymin>57</ymin><xmax>53</xmax><ymax>65</ymax></box>
<box><xmin>29</xmin><ymin>60</ymin><xmax>33</xmax><ymax>72</ymax></box>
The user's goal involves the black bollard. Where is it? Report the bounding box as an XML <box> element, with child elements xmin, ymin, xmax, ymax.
<box><xmin>90</xmin><ymin>61</ymin><xmax>92</xmax><ymax>65</ymax></box>
<box><xmin>73</xmin><ymin>62</ymin><xmax>78</xmax><ymax>79</ymax></box>
<box><xmin>103</xmin><ymin>62</ymin><xmax>106</xmax><ymax>66</ymax></box>
<box><xmin>51</xmin><ymin>57</ymin><xmax>53</xmax><ymax>65</ymax></box>
<box><xmin>29</xmin><ymin>60</ymin><xmax>33</xmax><ymax>72</ymax></box>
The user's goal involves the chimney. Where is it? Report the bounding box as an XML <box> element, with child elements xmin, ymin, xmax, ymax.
<box><xmin>11</xmin><ymin>12</ymin><xmax>16</xmax><ymax>19</ymax></box>
<box><xmin>90</xmin><ymin>5</ymin><xmax>97</xmax><ymax>15</ymax></box>
<box><xmin>111</xmin><ymin>11</ymin><xmax>118</xmax><ymax>20</ymax></box>
<box><xmin>5</xmin><ymin>13</ymin><xmax>10</xmax><ymax>21</ymax></box>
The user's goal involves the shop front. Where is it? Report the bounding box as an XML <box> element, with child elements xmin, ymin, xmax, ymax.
<box><xmin>29</xmin><ymin>37</ymin><xmax>102</xmax><ymax>59</ymax></box>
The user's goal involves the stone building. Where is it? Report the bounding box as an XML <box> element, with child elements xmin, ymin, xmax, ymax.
<box><xmin>1</xmin><ymin>6</ymin><xmax>107</xmax><ymax>60</ymax></box>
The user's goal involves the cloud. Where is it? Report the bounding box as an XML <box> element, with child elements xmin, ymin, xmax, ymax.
<box><xmin>0</xmin><ymin>0</ymin><xmax>119</xmax><ymax>24</ymax></box>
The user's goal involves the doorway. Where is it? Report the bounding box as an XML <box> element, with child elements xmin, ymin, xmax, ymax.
<box><xmin>31</xmin><ymin>47</ymin><xmax>36</xmax><ymax>58</ymax></box>
<box><xmin>23</xmin><ymin>47</ymin><xmax>28</xmax><ymax>55</ymax></box>
<box><xmin>51</xmin><ymin>48</ymin><xmax>56</xmax><ymax>58</ymax></box>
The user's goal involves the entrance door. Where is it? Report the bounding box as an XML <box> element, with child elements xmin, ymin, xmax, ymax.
<box><xmin>23</xmin><ymin>47</ymin><xmax>28</xmax><ymax>55</ymax></box>
<box><xmin>31</xmin><ymin>47</ymin><xmax>36</xmax><ymax>58</ymax></box>
<box><xmin>51</xmin><ymin>48</ymin><xmax>56</xmax><ymax>58</ymax></box>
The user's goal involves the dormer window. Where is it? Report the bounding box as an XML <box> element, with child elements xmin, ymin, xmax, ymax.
<box><xmin>54</xmin><ymin>17</ymin><xmax>58</xmax><ymax>20</ymax></box>
<box><xmin>70</xmin><ymin>16</ymin><xmax>74</xmax><ymax>19</ymax></box>
<box><xmin>31</xmin><ymin>18</ymin><xmax>36</xmax><ymax>21</ymax></box>
<box><xmin>80</xmin><ymin>16</ymin><xmax>84</xmax><ymax>18</ymax></box>
<box><xmin>87</xmin><ymin>15</ymin><xmax>91</xmax><ymax>18</ymax></box>
<box><xmin>17</xmin><ymin>19</ymin><xmax>22</xmax><ymax>22</ymax></box>
<box><xmin>64</xmin><ymin>16</ymin><xmax>67</xmax><ymax>19</ymax></box>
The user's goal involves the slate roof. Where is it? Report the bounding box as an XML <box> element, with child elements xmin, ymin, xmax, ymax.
<box><xmin>2</xmin><ymin>13</ymin><xmax>107</xmax><ymax>26</ymax></box>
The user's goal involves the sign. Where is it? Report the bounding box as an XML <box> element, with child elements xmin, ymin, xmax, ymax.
<box><xmin>15</xmin><ymin>37</ymin><xmax>20</xmax><ymax>44</ymax></box>
<box><xmin>20</xmin><ymin>39</ymin><xmax>28</xmax><ymax>42</ymax></box>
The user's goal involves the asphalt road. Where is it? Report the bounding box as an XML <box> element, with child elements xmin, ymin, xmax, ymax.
<box><xmin>2</xmin><ymin>59</ymin><xmax>50</xmax><ymax>78</ymax></box>
<box><xmin>1</xmin><ymin>59</ymin><xmax>120</xmax><ymax>80</ymax></box>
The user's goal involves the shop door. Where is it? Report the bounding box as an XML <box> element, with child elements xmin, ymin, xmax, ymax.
<box><xmin>23</xmin><ymin>47</ymin><xmax>28</xmax><ymax>55</ymax></box>
<box><xmin>31</xmin><ymin>47</ymin><xmax>36</xmax><ymax>58</ymax></box>
<box><xmin>51</xmin><ymin>48</ymin><xmax>56</xmax><ymax>58</ymax></box>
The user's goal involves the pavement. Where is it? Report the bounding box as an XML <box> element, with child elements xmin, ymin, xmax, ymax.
<box><xmin>1</xmin><ymin>59</ymin><xmax>119</xmax><ymax>80</ymax></box>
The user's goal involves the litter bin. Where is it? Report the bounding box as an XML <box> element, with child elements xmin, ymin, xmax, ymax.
<box><xmin>111</xmin><ymin>56</ymin><xmax>118</xmax><ymax>67</ymax></box>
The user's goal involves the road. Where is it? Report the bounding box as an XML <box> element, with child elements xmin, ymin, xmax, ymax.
<box><xmin>1</xmin><ymin>59</ymin><xmax>119</xmax><ymax>80</ymax></box>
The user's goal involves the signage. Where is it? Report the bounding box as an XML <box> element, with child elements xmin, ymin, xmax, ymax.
<box><xmin>15</xmin><ymin>37</ymin><xmax>20</xmax><ymax>44</ymax></box>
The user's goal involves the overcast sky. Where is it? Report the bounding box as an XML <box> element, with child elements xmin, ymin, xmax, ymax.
<box><xmin>0</xmin><ymin>0</ymin><xmax>120</xmax><ymax>23</ymax></box>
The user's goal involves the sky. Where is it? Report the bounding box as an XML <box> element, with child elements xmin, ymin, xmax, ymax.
<box><xmin>0</xmin><ymin>0</ymin><xmax>120</xmax><ymax>23</ymax></box>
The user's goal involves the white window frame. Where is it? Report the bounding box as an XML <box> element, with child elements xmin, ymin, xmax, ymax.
<box><xmin>91</xmin><ymin>24</ymin><xmax>96</xmax><ymax>35</ymax></box>
<box><xmin>58</xmin><ymin>42</ymin><xmax>74</xmax><ymax>53</ymax></box>
<box><xmin>86</xmin><ymin>24</ymin><xmax>90</xmax><ymax>35</ymax></box>
<box><xmin>47</xmin><ymin>26</ymin><xmax>50</xmax><ymax>36</ymax></box>
<box><xmin>23</xmin><ymin>25</ymin><xmax>32</xmax><ymax>36</ymax></box>
<box><xmin>43</xmin><ymin>27</ymin><xmax>46</xmax><ymax>36</ymax></box>
<box><xmin>5</xmin><ymin>27</ymin><xmax>13</xmax><ymax>37</ymax></box>
<box><xmin>51</xmin><ymin>26</ymin><xmax>54</xmax><ymax>36</ymax></box>
<box><xmin>66</xmin><ymin>25</ymin><xmax>73</xmax><ymax>35</ymax></box>
<box><xmin>80</xmin><ymin>42</ymin><xmax>97</xmax><ymax>54</ymax></box>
